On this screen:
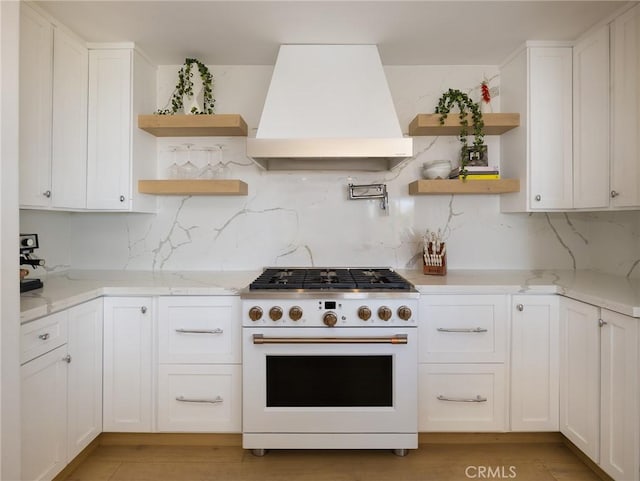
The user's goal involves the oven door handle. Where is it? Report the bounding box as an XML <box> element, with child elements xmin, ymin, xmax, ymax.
<box><xmin>252</xmin><ymin>334</ymin><xmax>408</xmax><ymax>345</ymax></box>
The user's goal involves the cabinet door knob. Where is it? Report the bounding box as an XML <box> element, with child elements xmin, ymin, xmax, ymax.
<box><xmin>534</xmin><ymin>194</ymin><xmax>541</xmax><ymax>202</ymax></box>
<box><xmin>62</xmin><ymin>354</ymin><xmax>72</xmax><ymax>363</ymax></box>
<box><xmin>599</xmin><ymin>318</ymin><xmax>607</xmax><ymax>327</ymax></box>
<box><xmin>43</xmin><ymin>190</ymin><xmax>51</xmax><ymax>198</ymax></box>
<box><xmin>141</xmin><ymin>306</ymin><xmax>147</xmax><ymax>314</ymax></box>
<box><xmin>516</xmin><ymin>304</ymin><xmax>524</xmax><ymax>311</ymax></box>
<box><xmin>610</xmin><ymin>190</ymin><xmax>619</xmax><ymax>198</ymax></box>
<box><xmin>38</xmin><ymin>333</ymin><xmax>50</xmax><ymax>341</ymax></box>
<box><xmin>119</xmin><ymin>195</ymin><xmax>126</xmax><ymax>202</ymax></box>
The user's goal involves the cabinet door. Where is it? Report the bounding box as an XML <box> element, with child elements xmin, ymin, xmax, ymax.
<box><xmin>51</xmin><ymin>27</ymin><xmax>88</xmax><ymax>210</ymax></box>
<box><xmin>573</xmin><ymin>25</ymin><xmax>611</xmax><ymax>209</ymax></box>
<box><xmin>21</xmin><ymin>344</ymin><xmax>68</xmax><ymax>481</ymax></box>
<box><xmin>600</xmin><ymin>309</ymin><xmax>639</xmax><ymax>480</ymax></box>
<box><xmin>510</xmin><ymin>295</ymin><xmax>559</xmax><ymax>431</ymax></box>
<box><xmin>158</xmin><ymin>296</ymin><xmax>241</xmax><ymax>364</ymax></box>
<box><xmin>86</xmin><ymin>49</ymin><xmax>131</xmax><ymax>210</ymax></box>
<box><xmin>67</xmin><ymin>299</ymin><xmax>103</xmax><ymax>461</ymax></box>
<box><xmin>103</xmin><ymin>297</ymin><xmax>152</xmax><ymax>432</ymax></box>
<box><xmin>559</xmin><ymin>297</ymin><xmax>600</xmax><ymax>462</ymax></box>
<box><xmin>19</xmin><ymin>3</ymin><xmax>53</xmax><ymax>208</ymax></box>
<box><xmin>528</xmin><ymin>47</ymin><xmax>573</xmax><ymax>210</ymax></box>
<box><xmin>611</xmin><ymin>5</ymin><xmax>640</xmax><ymax>208</ymax></box>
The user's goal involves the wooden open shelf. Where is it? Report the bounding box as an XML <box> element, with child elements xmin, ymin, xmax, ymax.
<box><xmin>409</xmin><ymin>178</ymin><xmax>520</xmax><ymax>195</ymax></box>
<box><xmin>138</xmin><ymin>179</ymin><xmax>248</xmax><ymax>196</ymax></box>
<box><xmin>408</xmin><ymin>113</ymin><xmax>520</xmax><ymax>136</ymax></box>
<box><xmin>138</xmin><ymin>114</ymin><xmax>248</xmax><ymax>137</ymax></box>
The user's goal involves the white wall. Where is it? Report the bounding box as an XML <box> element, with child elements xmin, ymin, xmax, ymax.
<box><xmin>2</xmin><ymin>2</ymin><xmax>22</xmax><ymax>479</ymax></box>
<box><xmin>20</xmin><ymin>63</ymin><xmax>640</xmax><ymax>277</ymax></box>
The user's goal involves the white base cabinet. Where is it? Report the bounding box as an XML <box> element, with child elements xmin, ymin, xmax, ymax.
<box><xmin>418</xmin><ymin>295</ymin><xmax>508</xmax><ymax>432</ymax></box>
<box><xmin>510</xmin><ymin>295</ymin><xmax>559</xmax><ymax>431</ymax></box>
<box><xmin>20</xmin><ymin>298</ymin><xmax>103</xmax><ymax>481</ymax></box>
<box><xmin>103</xmin><ymin>297</ymin><xmax>153</xmax><ymax>432</ymax></box>
<box><xmin>559</xmin><ymin>297</ymin><xmax>600</xmax><ymax>461</ymax></box>
<box><xmin>419</xmin><ymin>363</ymin><xmax>506</xmax><ymax>432</ymax></box>
<box><xmin>157</xmin><ymin>364</ymin><xmax>241</xmax><ymax>432</ymax></box>
<box><xmin>21</xmin><ymin>344</ymin><xmax>68</xmax><ymax>481</ymax></box>
<box><xmin>67</xmin><ymin>299</ymin><xmax>103</xmax><ymax>460</ymax></box>
<box><xmin>560</xmin><ymin>297</ymin><xmax>640</xmax><ymax>481</ymax></box>
<box><xmin>157</xmin><ymin>296</ymin><xmax>242</xmax><ymax>433</ymax></box>
<box><xmin>600</xmin><ymin>309</ymin><xmax>639</xmax><ymax>481</ymax></box>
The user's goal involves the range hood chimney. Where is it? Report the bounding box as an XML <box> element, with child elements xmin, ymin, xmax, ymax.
<box><xmin>247</xmin><ymin>45</ymin><xmax>413</xmax><ymax>171</ymax></box>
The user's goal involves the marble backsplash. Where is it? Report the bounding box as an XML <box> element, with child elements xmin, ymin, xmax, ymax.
<box><xmin>19</xmin><ymin>64</ymin><xmax>640</xmax><ymax>278</ymax></box>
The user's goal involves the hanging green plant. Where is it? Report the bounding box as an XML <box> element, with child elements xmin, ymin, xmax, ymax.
<box><xmin>156</xmin><ymin>58</ymin><xmax>215</xmax><ymax>115</ymax></box>
<box><xmin>434</xmin><ymin>88</ymin><xmax>484</xmax><ymax>178</ymax></box>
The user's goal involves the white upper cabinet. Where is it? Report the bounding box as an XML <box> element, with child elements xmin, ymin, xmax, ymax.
<box><xmin>51</xmin><ymin>27</ymin><xmax>88</xmax><ymax>210</ymax></box>
<box><xmin>501</xmin><ymin>45</ymin><xmax>574</xmax><ymax>212</ymax></box>
<box><xmin>611</xmin><ymin>4</ymin><xmax>640</xmax><ymax>208</ymax></box>
<box><xmin>86</xmin><ymin>47</ymin><xmax>156</xmax><ymax>212</ymax></box>
<box><xmin>19</xmin><ymin>4</ymin><xmax>88</xmax><ymax>211</ymax></box>
<box><xmin>573</xmin><ymin>25</ymin><xmax>610</xmax><ymax>209</ymax></box>
<box><xmin>502</xmin><ymin>7</ymin><xmax>640</xmax><ymax>213</ymax></box>
<box><xmin>19</xmin><ymin>3</ymin><xmax>53</xmax><ymax>208</ymax></box>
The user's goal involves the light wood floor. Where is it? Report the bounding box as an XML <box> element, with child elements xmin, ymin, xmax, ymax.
<box><xmin>59</xmin><ymin>435</ymin><xmax>606</xmax><ymax>481</ymax></box>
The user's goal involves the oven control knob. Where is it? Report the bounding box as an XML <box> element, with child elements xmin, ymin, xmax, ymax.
<box><xmin>358</xmin><ymin>306</ymin><xmax>372</xmax><ymax>321</ymax></box>
<box><xmin>269</xmin><ymin>306</ymin><xmax>283</xmax><ymax>321</ymax></box>
<box><xmin>248</xmin><ymin>306</ymin><xmax>263</xmax><ymax>322</ymax></box>
<box><xmin>289</xmin><ymin>306</ymin><xmax>303</xmax><ymax>321</ymax></box>
<box><xmin>378</xmin><ymin>306</ymin><xmax>392</xmax><ymax>321</ymax></box>
<box><xmin>397</xmin><ymin>306</ymin><xmax>412</xmax><ymax>321</ymax></box>
<box><xmin>323</xmin><ymin>311</ymin><xmax>338</xmax><ymax>327</ymax></box>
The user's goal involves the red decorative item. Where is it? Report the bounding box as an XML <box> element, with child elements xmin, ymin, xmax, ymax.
<box><xmin>481</xmin><ymin>82</ymin><xmax>491</xmax><ymax>103</ymax></box>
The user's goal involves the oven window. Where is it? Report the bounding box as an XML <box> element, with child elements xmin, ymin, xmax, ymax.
<box><xmin>266</xmin><ymin>355</ymin><xmax>392</xmax><ymax>407</ymax></box>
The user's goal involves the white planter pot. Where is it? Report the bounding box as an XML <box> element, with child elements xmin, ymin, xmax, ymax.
<box><xmin>183</xmin><ymin>63</ymin><xmax>204</xmax><ymax>114</ymax></box>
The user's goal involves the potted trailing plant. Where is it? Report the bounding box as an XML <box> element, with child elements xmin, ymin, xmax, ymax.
<box><xmin>156</xmin><ymin>58</ymin><xmax>215</xmax><ymax>115</ymax></box>
<box><xmin>434</xmin><ymin>88</ymin><xmax>484</xmax><ymax>178</ymax></box>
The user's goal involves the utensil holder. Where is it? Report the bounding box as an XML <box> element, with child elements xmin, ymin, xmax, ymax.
<box><xmin>423</xmin><ymin>243</ymin><xmax>447</xmax><ymax>276</ymax></box>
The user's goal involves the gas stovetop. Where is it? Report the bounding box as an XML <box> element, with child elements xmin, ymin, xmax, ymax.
<box><xmin>249</xmin><ymin>268</ymin><xmax>413</xmax><ymax>291</ymax></box>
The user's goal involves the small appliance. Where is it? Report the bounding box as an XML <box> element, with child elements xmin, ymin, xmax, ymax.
<box><xmin>20</xmin><ymin>234</ymin><xmax>45</xmax><ymax>293</ymax></box>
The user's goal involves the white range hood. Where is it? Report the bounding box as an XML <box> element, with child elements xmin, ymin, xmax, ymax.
<box><xmin>247</xmin><ymin>45</ymin><xmax>413</xmax><ymax>171</ymax></box>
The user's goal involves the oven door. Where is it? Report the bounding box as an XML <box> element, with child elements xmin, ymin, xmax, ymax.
<box><xmin>243</xmin><ymin>327</ymin><xmax>417</xmax><ymax>434</ymax></box>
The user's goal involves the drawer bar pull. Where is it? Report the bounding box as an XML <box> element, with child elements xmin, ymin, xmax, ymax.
<box><xmin>437</xmin><ymin>394</ymin><xmax>487</xmax><ymax>403</ymax></box>
<box><xmin>38</xmin><ymin>333</ymin><xmax>50</xmax><ymax>340</ymax></box>
<box><xmin>176</xmin><ymin>395</ymin><xmax>223</xmax><ymax>404</ymax></box>
<box><xmin>175</xmin><ymin>328</ymin><xmax>224</xmax><ymax>334</ymax></box>
<box><xmin>436</xmin><ymin>327</ymin><xmax>488</xmax><ymax>333</ymax></box>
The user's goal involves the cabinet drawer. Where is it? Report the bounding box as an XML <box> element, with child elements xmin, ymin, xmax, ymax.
<box><xmin>157</xmin><ymin>364</ymin><xmax>241</xmax><ymax>432</ymax></box>
<box><xmin>419</xmin><ymin>295</ymin><xmax>507</xmax><ymax>363</ymax></box>
<box><xmin>158</xmin><ymin>297</ymin><xmax>241</xmax><ymax>364</ymax></box>
<box><xmin>21</xmin><ymin>310</ymin><xmax>68</xmax><ymax>364</ymax></box>
<box><xmin>418</xmin><ymin>364</ymin><xmax>507</xmax><ymax>432</ymax></box>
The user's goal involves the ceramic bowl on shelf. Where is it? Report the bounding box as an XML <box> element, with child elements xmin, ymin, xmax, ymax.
<box><xmin>422</xmin><ymin>160</ymin><xmax>452</xmax><ymax>179</ymax></box>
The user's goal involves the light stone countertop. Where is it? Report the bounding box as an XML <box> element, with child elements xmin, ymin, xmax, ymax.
<box><xmin>20</xmin><ymin>269</ymin><xmax>261</xmax><ymax>324</ymax></box>
<box><xmin>398</xmin><ymin>268</ymin><xmax>640</xmax><ymax>317</ymax></box>
<box><xmin>20</xmin><ymin>268</ymin><xmax>640</xmax><ymax>324</ymax></box>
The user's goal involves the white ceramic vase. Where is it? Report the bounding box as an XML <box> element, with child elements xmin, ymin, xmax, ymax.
<box><xmin>183</xmin><ymin>63</ymin><xmax>204</xmax><ymax>114</ymax></box>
